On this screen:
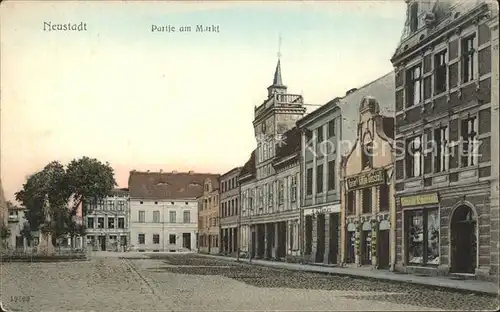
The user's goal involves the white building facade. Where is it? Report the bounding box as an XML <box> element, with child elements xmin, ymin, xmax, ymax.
<box><xmin>128</xmin><ymin>170</ymin><xmax>219</xmax><ymax>252</ymax></box>
<box><xmin>85</xmin><ymin>188</ymin><xmax>130</xmax><ymax>251</ymax></box>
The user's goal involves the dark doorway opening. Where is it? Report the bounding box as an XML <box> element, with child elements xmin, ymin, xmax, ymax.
<box><xmin>377</xmin><ymin>230</ymin><xmax>390</xmax><ymax>269</ymax></box>
<box><xmin>257</xmin><ymin>224</ymin><xmax>265</xmax><ymax>258</ymax></box>
<box><xmin>266</xmin><ymin>223</ymin><xmax>274</xmax><ymax>259</ymax></box>
<box><xmin>305</xmin><ymin>216</ymin><xmax>313</xmax><ymax>255</ymax></box>
<box><xmin>278</xmin><ymin>222</ymin><xmax>287</xmax><ymax>259</ymax></box>
<box><xmin>328</xmin><ymin>213</ymin><xmax>339</xmax><ymax>264</ymax></box>
<box><xmin>250</xmin><ymin>228</ymin><xmax>256</xmax><ymax>259</ymax></box>
<box><xmin>346</xmin><ymin>230</ymin><xmax>355</xmax><ymax>264</ymax></box>
<box><xmin>182</xmin><ymin>233</ymin><xmax>191</xmax><ymax>250</ymax></box>
<box><xmin>451</xmin><ymin>205</ymin><xmax>477</xmax><ymax>274</ymax></box>
<box><xmin>315</xmin><ymin>214</ymin><xmax>325</xmax><ymax>263</ymax></box>
<box><xmin>99</xmin><ymin>235</ymin><xmax>106</xmax><ymax>251</ymax></box>
<box><xmin>361</xmin><ymin>230</ymin><xmax>371</xmax><ymax>265</ymax></box>
<box><xmin>233</xmin><ymin>228</ymin><xmax>238</xmax><ymax>254</ymax></box>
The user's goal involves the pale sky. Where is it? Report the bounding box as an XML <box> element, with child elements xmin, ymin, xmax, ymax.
<box><xmin>0</xmin><ymin>0</ymin><xmax>406</xmax><ymax>202</ymax></box>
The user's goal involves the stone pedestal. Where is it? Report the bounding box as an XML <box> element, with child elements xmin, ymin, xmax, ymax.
<box><xmin>38</xmin><ymin>233</ymin><xmax>54</xmax><ymax>255</ymax></box>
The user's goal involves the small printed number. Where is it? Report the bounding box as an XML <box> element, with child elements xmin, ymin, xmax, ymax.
<box><xmin>10</xmin><ymin>296</ymin><xmax>32</xmax><ymax>302</ymax></box>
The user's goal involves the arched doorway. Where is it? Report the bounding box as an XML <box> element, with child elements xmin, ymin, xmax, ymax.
<box><xmin>450</xmin><ymin>205</ymin><xmax>477</xmax><ymax>274</ymax></box>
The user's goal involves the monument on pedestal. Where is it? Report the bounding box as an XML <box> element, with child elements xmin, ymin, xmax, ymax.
<box><xmin>38</xmin><ymin>194</ymin><xmax>54</xmax><ymax>255</ymax></box>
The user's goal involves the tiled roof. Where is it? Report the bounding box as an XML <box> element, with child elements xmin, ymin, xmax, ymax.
<box><xmin>275</xmin><ymin>127</ymin><xmax>301</xmax><ymax>161</ymax></box>
<box><xmin>128</xmin><ymin>171</ymin><xmax>220</xmax><ymax>200</ymax></box>
<box><xmin>221</xmin><ymin>166</ymin><xmax>242</xmax><ymax>178</ymax></box>
<box><xmin>239</xmin><ymin>150</ymin><xmax>256</xmax><ymax>179</ymax></box>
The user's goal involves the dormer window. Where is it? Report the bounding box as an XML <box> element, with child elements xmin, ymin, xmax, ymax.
<box><xmin>410</xmin><ymin>2</ymin><xmax>419</xmax><ymax>33</ymax></box>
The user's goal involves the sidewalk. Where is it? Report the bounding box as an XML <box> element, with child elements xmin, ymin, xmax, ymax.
<box><xmin>198</xmin><ymin>254</ymin><xmax>499</xmax><ymax>295</ymax></box>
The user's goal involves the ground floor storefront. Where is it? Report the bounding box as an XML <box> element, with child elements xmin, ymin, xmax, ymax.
<box><xmin>219</xmin><ymin>225</ymin><xmax>238</xmax><ymax>255</ymax></box>
<box><xmin>240</xmin><ymin>212</ymin><xmax>300</xmax><ymax>261</ymax></box>
<box><xmin>86</xmin><ymin>233</ymin><xmax>129</xmax><ymax>252</ymax></box>
<box><xmin>302</xmin><ymin>204</ymin><xmax>340</xmax><ymax>265</ymax></box>
<box><xmin>198</xmin><ymin>231</ymin><xmax>220</xmax><ymax>255</ymax></box>
<box><xmin>395</xmin><ymin>182</ymin><xmax>497</xmax><ymax>281</ymax></box>
<box><xmin>343</xmin><ymin>213</ymin><xmax>392</xmax><ymax>269</ymax></box>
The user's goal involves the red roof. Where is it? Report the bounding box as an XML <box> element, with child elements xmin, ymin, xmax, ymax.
<box><xmin>128</xmin><ymin>171</ymin><xmax>220</xmax><ymax>200</ymax></box>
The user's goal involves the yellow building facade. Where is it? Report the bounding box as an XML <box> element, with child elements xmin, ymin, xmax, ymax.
<box><xmin>340</xmin><ymin>97</ymin><xmax>396</xmax><ymax>270</ymax></box>
<box><xmin>197</xmin><ymin>177</ymin><xmax>220</xmax><ymax>254</ymax></box>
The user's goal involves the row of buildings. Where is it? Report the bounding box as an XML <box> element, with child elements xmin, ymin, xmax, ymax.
<box><xmin>204</xmin><ymin>0</ymin><xmax>498</xmax><ymax>282</ymax></box>
<box><xmin>3</xmin><ymin>0</ymin><xmax>498</xmax><ymax>283</ymax></box>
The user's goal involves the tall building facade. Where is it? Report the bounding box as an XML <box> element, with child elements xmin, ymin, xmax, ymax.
<box><xmin>85</xmin><ymin>188</ymin><xmax>130</xmax><ymax>251</ymax></box>
<box><xmin>219</xmin><ymin>167</ymin><xmax>242</xmax><ymax>255</ymax></box>
<box><xmin>128</xmin><ymin>170</ymin><xmax>218</xmax><ymax>252</ymax></box>
<box><xmin>239</xmin><ymin>59</ymin><xmax>306</xmax><ymax>260</ymax></box>
<box><xmin>340</xmin><ymin>97</ymin><xmax>396</xmax><ymax>270</ymax></box>
<box><xmin>391</xmin><ymin>0</ymin><xmax>498</xmax><ymax>281</ymax></box>
<box><xmin>297</xmin><ymin>98</ymin><xmax>342</xmax><ymax>265</ymax></box>
<box><xmin>197</xmin><ymin>177</ymin><xmax>220</xmax><ymax>254</ymax></box>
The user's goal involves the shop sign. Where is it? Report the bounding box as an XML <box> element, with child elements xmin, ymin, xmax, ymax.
<box><xmin>306</xmin><ymin>204</ymin><xmax>340</xmax><ymax>216</ymax></box>
<box><xmin>400</xmin><ymin>192</ymin><xmax>439</xmax><ymax>208</ymax></box>
<box><xmin>346</xmin><ymin>169</ymin><xmax>386</xmax><ymax>191</ymax></box>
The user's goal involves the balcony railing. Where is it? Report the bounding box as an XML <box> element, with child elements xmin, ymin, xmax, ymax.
<box><xmin>255</xmin><ymin>93</ymin><xmax>304</xmax><ymax>116</ymax></box>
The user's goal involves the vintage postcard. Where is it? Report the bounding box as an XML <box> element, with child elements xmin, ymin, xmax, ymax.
<box><xmin>1</xmin><ymin>0</ymin><xmax>499</xmax><ymax>311</ymax></box>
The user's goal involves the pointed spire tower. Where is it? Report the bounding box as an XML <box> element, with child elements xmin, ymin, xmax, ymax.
<box><xmin>267</xmin><ymin>35</ymin><xmax>287</xmax><ymax>98</ymax></box>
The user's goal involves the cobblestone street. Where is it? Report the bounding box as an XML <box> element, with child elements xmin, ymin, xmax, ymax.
<box><xmin>1</xmin><ymin>253</ymin><xmax>498</xmax><ymax>311</ymax></box>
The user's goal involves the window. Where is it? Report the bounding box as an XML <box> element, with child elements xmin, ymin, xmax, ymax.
<box><xmin>151</xmin><ymin>210</ymin><xmax>160</xmax><ymax>223</ymax></box>
<box><xmin>461</xmin><ymin>117</ymin><xmax>478</xmax><ymax>167</ymax></box>
<box><xmin>434</xmin><ymin>126</ymin><xmax>449</xmax><ymax>172</ymax></box>
<box><xmin>107</xmin><ymin>217</ymin><xmax>115</xmax><ymax>229</ymax></box>
<box><xmin>169</xmin><ymin>234</ymin><xmax>176</xmax><ymax>244</ymax></box>
<box><xmin>87</xmin><ymin>217</ymin><xmax>94</xmax><ymax>229</ymax></box>
<box><xmin>316</xmin><ymin>164</ymin><xmax>324</xmax><ymax>194</ymax></box>
<box><xmin>434</xmin><ymin>50</ymin><xmax>447</xmax><ymax>94</ymax></box>
<box><xmin>361</xmin><ymin>142</ymin><xmax>373</xmax><ymax>168</ymax></box>
<box><xmin>406</xmin><ymin>65</ymin><xmax>422</xmax><ymax>107</ymax></box>
<box><xmin>328</xmin><ymin>160</ymin><xmax>335</xmax><ymax>191</ymax></box>
<box><xmin>406</xmin><ymin>136</ymin><xmax>422</xmax><ymax>178</ymax></box>
<box><xmin>235</xmin><ymin>198</ymin><xmax>239</xmax><ymax>215</ymax></box>
<box><xmin>317</xmin><ymin>126</ymin><xmax>323</xmax><ymax>144</ymax></box>
<box><xmin>118</xmin><ymin>217</ymin><xmax>125</xmax><ymax>229</ymax></box>
<box><xmin>328</xmin><ymin>119</ymin><xmax>335</xmax><ymax>138</ymax></box>
<box><xmin>138</xmin><ymin>234</ymin><xmax>145</xmax><ymax>244</ymax></box>
<box><xmin>379</xmin><ymin>184</ymin><xmax>389</xmax><ymax>212</ymax></box>
<box><xmin>278</xmin><ymin>180</ymin><xmax>284</xmax><ymax>204</ymax></box>
<box><xmin>406</xmin><ymin>209</ymin><xmax>439</xmax><ymax>265</ymax></box>
<box><xmin>462</xmin><ymin>35</ymin><xmax>475</xmax><ymax>83</ymax></box>
<box><xmin>347</xmin><ymin>191</ymin><xmax>355</xmax><ymax>214</ymax></box>
<box><xmin>183</xmin><ymin>210</ymin><xmax>190</xmax><ymax>223</ymax></box>
<box><xmin>98</xmin><ymin>200</ymin><xmax>104</xmax><ymax>210</ymax></box>
<box><xmin>410</xmin><ymin>2</ymin><xmax>419</xmax><ymax>33</ymax></box>
<box><xmin>152</xmin><ymin>234</ymin><xmax>160</xmax><ymax>244</ymax></box>
<box><xmin>305</xmin><ymin>129</ymin><xmax>313</xmax><ymax>144</ymax></box>
<box><xmin>290</xmin><ymin>176</ymin><xmax>297</xmax><ymax>202</ymax></box>
<box><xmin>97</xmin><ymin>217</ymin><xmax>104</xmax><ymax>228</ymax></box>
<box><xmin>169</xmin><ymin>211</ymin><xmax>176</xmax><ymax>223</ymax></box>
<box><xmin>117</xmin><ymin>201</ymin><xmax>125</xmax><ymax>211</ymax></box>
<box><xmin>268</xmin><ymin>183</ymin><xmax>273</xmax><ymax>207</ymax></box>
<box><xmin>306</xmin><ymin>168</ymin><xmax>313</xmax><ymax>195</ymax></box>
<box><xmin>138</xmin><ymin>211</ymin><xmax>145</xmax><ymax>223</ymax></box>
<box><xmin>362</xmin><ymin>188</ymin><xmax>372</xmax><ymax>214</ymax></box>
<box><xmin>108</xmin><ymin>200</ymin><xmax>114</xmax><ymax>210</ymax></box>
<box><xmin>289</xmin><ymin>222</ymin><xmax>295</xmax><ymax>250</ymax></box>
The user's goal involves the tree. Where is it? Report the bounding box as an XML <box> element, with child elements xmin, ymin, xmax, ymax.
<box><xmin>15</xmin><ymin>157</ymin><xmax>117</xmax><ymax>246</ymax></box>
<box><xmin>66</xmin><ymin>156</ymin><xmax>117</xmax><ymax>216</ymax></box>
